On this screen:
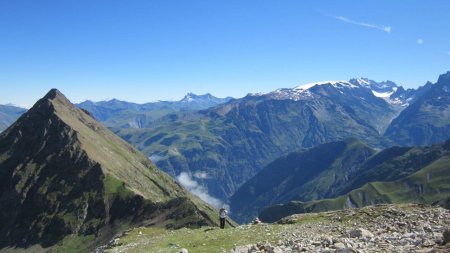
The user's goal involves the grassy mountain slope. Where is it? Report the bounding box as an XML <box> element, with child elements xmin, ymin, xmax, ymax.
<box><xmin>0</xmin><ymin>89</ymin><xmax>218</xmax><ymax>252</ymax></box>
<box><xmin>114</xmin><ymin>85</ymin><xmax>397</xmax><ymax>201</ymax></box>
<box><xmin>259</xmin><ymin>139</ymin><xmax>450</xmax><ymax>222</ymax></box>
<box><xmin>229</xmin><ymin>139</ymin><xmax>376</xmax><ymax>223</ymax></box>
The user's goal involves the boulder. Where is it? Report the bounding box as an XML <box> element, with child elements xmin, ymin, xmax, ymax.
<box><xmin>444</xmin><ymin>228</ymin><xmax>450</xmax><ymax>244</ymax></box>
<box><xmin>349</xmin><ymin>228</ymin><xmax>374</xmax><ymax>238</ymax></box>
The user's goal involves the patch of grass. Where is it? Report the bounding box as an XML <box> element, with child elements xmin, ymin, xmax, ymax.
<box><xmin>106</xmin><ymin>225</ymin><xmax>286</xmax><ymax>253</ymax></box>
<box><xmin>103</xmin><ymin>174</ymin><xmax>133</xmax><ymax>199</ymax></box>
<box><xmin>50</xmin><ymin>234</ymin><xmax>96</xmax><ymax>253</ymax></box>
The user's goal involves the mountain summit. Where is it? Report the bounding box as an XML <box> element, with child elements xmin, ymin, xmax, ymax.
<box><xmin>0</xmin><ymin>89</ymin><xmax>217</xmax><ymax>251</ymax></box>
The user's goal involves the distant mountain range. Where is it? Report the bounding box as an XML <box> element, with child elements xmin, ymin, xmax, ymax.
<box><xmin>76</xmin><ymin>93</ymin><xmax>233</xmax><ymax>129</ymax></box>
<box><xmin>111</xmin><ymin>72</ymin><xmax>450</xmax><ymax>203</ymax></box>
<box><xmin>0</xmin><ymin>92</ymin><xmax>232</xmax><ymax>131</ymax></box>
<box><xmin>2</xmin><ymin>72</ymin><xmax>449</xmax><ymax>211</ymax></box>
<box><xmin>0</xmin><ymin>89</ymin><xmax>218</xmax><ymax>251</ymax></box>
<box><xmin>0</xmin><ymin>104</ymin><xmax>27</xmax><ymax>132</ymax></box>
<box><xmin>257</xmin><ymin>138</ymin><xmax>450</xmax><ymax>223</ymax></box>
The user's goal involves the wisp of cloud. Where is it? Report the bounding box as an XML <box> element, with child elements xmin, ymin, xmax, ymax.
<box><xmin>335</xmin><ymin>16</ymin><xmax>391</xmax><ymax>33</ymax></box>
<box><xmin>177</xmin><ymin>172</ymin><xmax>229</xmax><ymax>210</ymax></box>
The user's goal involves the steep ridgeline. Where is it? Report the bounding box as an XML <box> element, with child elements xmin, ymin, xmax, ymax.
<box><xmin>258</xmin><ymin>139</ymin><xmax>450</xmax><ymax>223</ymax></box>
<box><xmin>230</xmin><ymin>139</ymin><xmax>376</xmax><ymax>223</ymax></box>
<box><xmin>0</xmin><ymin>104</ymin><xmax>26</xmax><ymax>132</ymax></box>
<box><xmin>0</xmin><ymin>89</ymin><xmax>218</xmax><ymax>252</ymax></box>
<box><xmin>384</xmin><ymin>71</ymin><xmax>450</xmax><ymax>146</ymax></box>
<box><xmin>77</xmin><ymin>93</ymin><xmax>233</xmax><ymax>129</ymax></box>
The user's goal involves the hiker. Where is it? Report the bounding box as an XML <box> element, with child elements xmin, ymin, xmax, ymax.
<box><xmin>252</xmin><ymin>217</ymin><xmax>261</xmax><ymax>225</ymax></box>
<box><xmin>219</xmin><ymin>207</ymin><xmax>228</xmax><ymax>229</ymax></box>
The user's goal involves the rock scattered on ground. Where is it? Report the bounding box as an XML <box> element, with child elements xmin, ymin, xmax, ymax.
<box><xmin>231</xmin><ymin>204</ymin><xmax>450</xmax><ymax>253</ymax></box>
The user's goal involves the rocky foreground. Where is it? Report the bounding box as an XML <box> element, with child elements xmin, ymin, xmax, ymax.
<box><xmin>231</xmin><ymin>204</ymin><xmax>450</xmax><ymax>253</ymax></box>
<box><xmin>99</xmin><ymin>204</ymin><xmax>449</xmax><ymax>253</ymax></box>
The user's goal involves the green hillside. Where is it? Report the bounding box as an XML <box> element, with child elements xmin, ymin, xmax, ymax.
<box><xmin>230</xmin><ymin>139</ymin><xmax>376</xmax><ymax>223</ymax></box>
<box><xmin>259</xmin><ymin>140</ymin><xmax>450</xmax><ymax>222</ymax></box>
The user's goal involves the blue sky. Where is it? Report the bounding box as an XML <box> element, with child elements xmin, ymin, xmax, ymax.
<box><xmin>1</xmin><ymin>0</ymin><xmax>449</xmax><ymax>107</ymax></box>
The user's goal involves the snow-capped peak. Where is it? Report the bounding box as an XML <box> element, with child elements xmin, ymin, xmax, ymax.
<box><xmin>181</xmin><ymin>92</ymin><xmax>214</xmax><ymax>102</ymax></box>
<box><xmin>258</xmin><ymin>77</ymin><xmax>410</xmax><ymax>105</ymax></box>
<box><xmin>294</xmin><ymin>80</ymin><xmax>352</xmax><ymax>90</ymax></box>
<box><xmin>181</xmin><ymin>93</ymin><xmax>196</xmax><ymax>102</ymax></box>
<box><xmin>263</xmin><ymin>80</ymin><xmax>358</xmax><ymax>101</ymax></box>
<box><xmin>354</xmin><ymin>78</ymin><xmax>371</xmax><ymax>86</ymax></box>
<box><xmin>350</xmin><ymin>78</ymin><xmax>398</xmax><ymax>91</ymax></box>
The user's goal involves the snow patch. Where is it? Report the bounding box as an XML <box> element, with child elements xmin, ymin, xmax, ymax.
<box><xmin>372</xmin><ymin>90</ymin><xmax>395</xmax><ymax>98</ymax></box>
<box><xmin>294</xmin><ymin>80</ymin><xmax>350</xmax><ymax>90</ymax></box>
<box><xmin>355</xmin><ymin>78</ymin><xmax>371</xmax><ymax>86</ymax></box>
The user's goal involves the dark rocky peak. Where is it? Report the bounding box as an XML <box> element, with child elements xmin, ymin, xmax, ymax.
<box><xmin>0</xmin><ymin>89</ymin><xmax>73</xmax><ymax>138</ymax></box>
<box><xmin>349</xmin><ymin>78</ymin><xmax>399</xmax><ymax>93</ymax></box>
<box><xmin>42</xmin><ymin>88</ymin><xmax>64</xmax><ymax>100</ymax></box>
<box><xmin>27</xmin><ymin>88</ymin><xmax>74</xmax><ymax>115</ymax></box>
<box><xmin>437</xmin><ymin>71</ymin><xmax>450</xmax><ymax>84</ymax></box>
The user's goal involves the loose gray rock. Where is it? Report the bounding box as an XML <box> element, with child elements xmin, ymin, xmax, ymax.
<box><xmin>334</xmin><ymin>242</ymin><xmax>346</xmax><ymax>249</ymax></box>
<box><xmin>444</xmin><ymin>228</ymin><xmax>450</xmax><ymax>245</ymax></box>
<box><xmin>335</xmin><ymin>248</ymin><xmax>357</xmax><ymax>253</ymax></box>
<box><xmin>348</xmin><ymin>228</ymin><xmax>374</xmax><ymax>238</ymax></box>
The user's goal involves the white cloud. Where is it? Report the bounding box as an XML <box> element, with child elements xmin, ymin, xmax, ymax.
<box><xmin>335</xmin><ymin>16</ymin><xmax>392</xmax><ymax>33</ymax></box>
<box><xmin>194</xmin><ymin>171</ymin><xmax>210</xmax><ymax>179</ymax></box>
<box><xmin>177</xmin><ymin>172</ymin><xmax>229</xmax><ymax>210</ymax></box>
<box><xmin>417</xmin><ymin>39</ymin><xmax>423</xmax><ymax>45</ymax></box>
<box><xmin>149</xmin><ymin>154</ymin><xmax>163</xmax><ymax>163</ymax></box>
